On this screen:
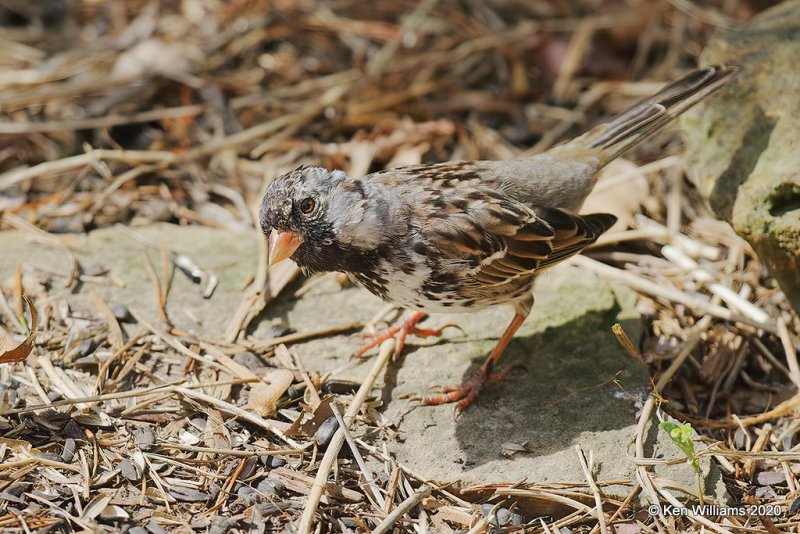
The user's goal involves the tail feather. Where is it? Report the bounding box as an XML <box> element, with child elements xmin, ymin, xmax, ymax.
<box><xmin>534</xmin><ymin>209</ymin><xmax>617</xmax><ymax>270</ymax></box>
<box><xmin>569</xmin><ymin>65</ymin><xmax>737</xmax><ymax>165</ymax></box>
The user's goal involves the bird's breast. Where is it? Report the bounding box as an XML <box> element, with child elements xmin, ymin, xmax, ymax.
<box><xmin>346</xmin><ymin>261</ymin><xmax>508</xmax><ymax>314</ymax></box>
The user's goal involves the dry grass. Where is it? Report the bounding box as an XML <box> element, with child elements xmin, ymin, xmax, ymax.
<box><xmin>0</xmin><ymin>0</ymin><xmax>798</xmax><ymax>532</ymax></box>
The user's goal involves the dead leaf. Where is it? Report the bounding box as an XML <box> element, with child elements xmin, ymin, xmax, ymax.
<box><xmin>203</xmin><ymin>408</ymin><xmax>231</xmax><ymax>450</ymax></box>
<box><xmin>434</xmin><ymin>505</ymin><xmax>474</xmax><ymax>527</ymax></box>
<box><xmin>99</xmin><ymin>505</ymin><xmax>130</xmax><ymax>520</ymax></box>
<box><xmin>0</xmin><ymin>437</ymin><xmax>33</xmax><ymax>454</ymax></box>
<box><xmin>248</xmin><ymin>369</ymin><xmax>294</xmax><ymax>417</ymax></box>
<box><xmin>178</xmin><ymin>429</ymin><xmax>201</xmax><ymax>446</ymax></box>
<box><xmin>81</xmin><ymin>493</ymin><xmax>111</xmax><ymax>521</ymax></box>
<box><xmin>0</xmin><ymin>293</ymin><xmax>37</xmax><ymax>365</ymax></box>
<box><xmin>581</xmin><ymin>158</ymin><xmax>648</xmax><ymax>232</ymax></box>
<box><xmin>285</xmin><ymin>395</ymin><xmax>335</xmax><ymax>438</ymax></box>
<box><xmin>612</xmin><ymin>521</ymin><xmax>642</xmax><ymax>534</ymax></box>
<box><xmin>500</xmin><ymin>441</ymin><xmax>529</xmax><ymax>457</ymax></box>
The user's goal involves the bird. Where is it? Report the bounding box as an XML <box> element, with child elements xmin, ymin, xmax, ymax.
<box><xmin>259</xmin><ymin>65</ymin><xmax>736</xmax><ymax>411</ymax></box>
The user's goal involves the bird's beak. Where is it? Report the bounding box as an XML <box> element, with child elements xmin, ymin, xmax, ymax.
<box><xmin>268</xmin><ymin>229</ymin><xmax>303</xmax><ymax>266</ymax></box>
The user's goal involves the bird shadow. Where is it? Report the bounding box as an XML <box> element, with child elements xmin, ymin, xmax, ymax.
<box><xmin>388</xmin><ymin>305</ymin><xmax>646</xmax><ymax>471</ymax></box>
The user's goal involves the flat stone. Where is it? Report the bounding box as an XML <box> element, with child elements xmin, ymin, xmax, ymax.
<box><xmin>681</xmin><ymin>0</ymin><xmax>800</xmax><ymax>314</ymax></box>
<box><xmin>0</xmin><ymin>224</ymin><xmax>726</xmax><ymax>505</ymax></box>
<box><xmin>0</xmin><ymin>224</ymin><xmax>258</xmax><ymax>339</ymax></box>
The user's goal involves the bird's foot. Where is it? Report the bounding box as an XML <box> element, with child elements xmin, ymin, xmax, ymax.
<box><xmin>418</xmin><ymin>365</ymin><xmax>512</xmax><ymax>412</ymax></box>
<box><xmin>352</xmin><ymin>311</ymin><xmax>460</xmax><ymax>361</ymax></box>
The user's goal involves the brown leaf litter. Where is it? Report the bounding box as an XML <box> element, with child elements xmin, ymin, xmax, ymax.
<box><xmin>0</xmin><ymin>0</ymin><xmax>799</xmax><ymax>532</ymax></box>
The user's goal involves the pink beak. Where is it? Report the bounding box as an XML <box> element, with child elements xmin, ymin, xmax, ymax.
<box><xmin>268</xmin><ymin>229</ymin><xmax>303</xmax><ymax>266</ymax></box>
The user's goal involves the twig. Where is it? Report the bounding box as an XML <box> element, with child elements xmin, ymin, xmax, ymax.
<box><xmin>464</xmin><ymin>515</ymin><xmax>490</xmax><ymax>534</ymax></box>
<box><xmin>366</xmin><ymin>0</ymin><xmax>439</xmax><ymax>76</ymax></box>
<box><xmin>174</xmin><ymin>386</ymin><xmax>302</xmax><ymax>449</ymax></box>
<box><xmin>661</xmin><ymin>244</ymin><xmax>770</xmax><ymax>325</ymax></box>
<box><xmin>0</xmin><ymin>377</ymin><xmax>254</xmax><ymax>416</ymax></box>
<box><xmin>88</xmin><ymin>290</ymin><xmax>124</xmax><ymax>352</ymax></box>
<box><xmin>655</xmin><ymin>316</ymin><xmax>712</xmax><ymax>393</ymax></box>
<box><xmin>251</xmin><ymin>320</ymin><xmax>363</xmax><ymax>352</ymax></box>
<box><xmin>355</xmin><ymin>438</ymin><xmax>473</xmax><ymax>509</ymax></box>
<box><xmin>620</xmin><ymin>316</ymin><xmax>710</xmax><ymax>525</ymax></box>
<box><xmin>296</xmin><ymin>339</ymin><xmax>395</xmax><ymax>534</ymax></box>
<box><xmin>141</xmin><ymin>251</ymin><xmax>169</xmax><ymax>324</ymax></box>
<box><xmin>591</xmin><ymin>156</ymin><xmax>680</xmax><ymax>195</ymax></box>
<box><xmin>494</xmin><ymin>488</ymin><xmax>599</xmax><ymax>518</ymax></box>
<box><xmin>572</xmin><ymin>256</ymin><xmax>777</xmax><ymax>333</ymax></box>
<box><xmin>575</xmin><ymin>446</ymin><xmax>608</xmax><ymax>534</ymax></box>
<box><xmin>371</xmin><ymin>485</ymin><xmax>432</xmax><ymax>534</ymax></box>
<box><xmin>330</xmin><ymin>404</ymin><xmax>386</xmax><ymax>510</ymax></box>
<box><xmin>590</xmin><ymin>482</ymin><xmax>640</xmax><ymax>534</ymax></box>
<box><xmin>666</xmin><ymin>0</ymin><xmax>738</xmax><ymax>29</ymax></box>
<box><xmin>0</xmin><ymin>104</ymin><xmax>204</xmax><ymax>134</ymax></box>
<box><xmin>128</xmin><ymin>306</ymin><xmax>235</xmax><ymax>376</ymax></box>
<box><xmin>156</xmin><ymin>443</ymin><xmax>302</xmax><ymax>457</ymax></box>
<box><xmin>657</xmin><ymin>488</ymin><xmax>735</xmax><ymax>534</ymax></box>
<box><xmin>777</xmin><ymin>317</ymin><xmax>800</xmax><ymax>389</ymax></box>
<box><xmin>0</xmin><ymin>149</ymin><xmax>174</xmax><ymax>191</ymax></box>
<box><xmin>552</xmin><ymin>19</ymin><xmax>594</xmax><ymax>102</ymax></box>
<box><xmin>224</xmin><ymin>202</ymin><xmax>271</xmax><ymax>343</ymax></box>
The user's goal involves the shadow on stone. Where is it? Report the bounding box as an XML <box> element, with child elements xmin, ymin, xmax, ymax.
<box><xmin>709</xmin><ymin>105</ymin><xmax>775</xmax><ymax>221</ymax></box>
<box><xmin>383</xmin><ymin>283</ymin><xmax>649</xmax><ymax>493</ymax></box>
<box><xmin>448</xmin><ymin>309</ymin><xmax>644</xmax><ymax>470</ymax></box>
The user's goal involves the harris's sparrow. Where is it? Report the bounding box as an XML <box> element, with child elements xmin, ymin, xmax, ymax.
<box><xmin>259</xmin><ymin>66</ymin><xmax>736</xmax><ymax>410</ymax></box>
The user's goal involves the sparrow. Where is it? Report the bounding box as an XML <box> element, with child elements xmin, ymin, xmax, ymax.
<box><xmin>259</xmin><ymin>65</ymin><xmax>736</xmax><ymax>411</ymax></box>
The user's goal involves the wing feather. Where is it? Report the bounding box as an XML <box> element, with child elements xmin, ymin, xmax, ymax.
<box><xmin>407</xmin><ymin>166</ymin><xmax>616</xmax><ymax>292</ymax></box>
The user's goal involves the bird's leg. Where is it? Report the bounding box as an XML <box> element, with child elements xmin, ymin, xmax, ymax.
<box><xmin>419</xmin><ymin>311</ymin><xmax>528</xmax><ymax>412</ymax></box>
<box><xmin>352</xmin><ymin>311</ymin><xmax>460</xmax><ymax>360</ymax></box>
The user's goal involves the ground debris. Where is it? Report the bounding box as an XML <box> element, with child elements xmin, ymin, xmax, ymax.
<box><xmin>0</xmin><ymin>1</ymin><xmax>798</xmax><ymax>533</ymax></box>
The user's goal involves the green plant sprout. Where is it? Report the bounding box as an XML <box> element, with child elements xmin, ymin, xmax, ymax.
<box><xmin>660</xmin><ymin>420</ymin><xmax>705</xmax><ymax>505</ymax></box>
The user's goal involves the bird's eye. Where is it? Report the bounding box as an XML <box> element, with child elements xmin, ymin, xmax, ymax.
<box><xmin>299</xmin><ymin>197</ymin><xmax>315</xmax><ymax>214</ymax></box>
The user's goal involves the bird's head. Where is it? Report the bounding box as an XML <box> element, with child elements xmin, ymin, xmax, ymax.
<box><xmin>259</xmin><ymin>166</ymin><xmax>383</xmax><ymax>272</ymax></box>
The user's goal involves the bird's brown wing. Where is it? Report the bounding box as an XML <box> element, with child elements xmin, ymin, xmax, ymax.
<box><xmin>470</xmin><ymin>207</ymin><xmax>616</xmax><ymax>286</ymax></box>
<box><xmin>419</xmin><ymin>184</ymin><xmax>616</xmax><ymax>288</ymax></box>
<box><xmin>531</xmin><ymin>208</ymin><xmax>617</xmax><ymax>271</ymax></box>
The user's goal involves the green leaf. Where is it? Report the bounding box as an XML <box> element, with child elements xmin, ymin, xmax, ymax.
<box><xmin>660</xmin><ymin>421</ymin><xmax>699</xmax><ymax>472</ymax></box>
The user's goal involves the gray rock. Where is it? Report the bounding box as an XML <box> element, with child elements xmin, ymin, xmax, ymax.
<box><xmin>259</xmin><ymin>454</ymin><xmax>287</xmax><ymax>468</ymax></box>
<box><xmin>755</xmin><ymin>469</ymin><xmax>786</xmax><ymax>487</ymax></box>
<box><xmin>377</xmin><ymin>269</ymin><xmax>648</xmax><ymax>498</ymax></box>
<box><xmin>681</xmin><ymin>0</ymin><xmax>800</xmax><ymax>313</ymax></box>
<box><xmin>61</xmin><ymin>438</ymin><xmax>76</xmax><ymax>463</ymax></box>
<box><xmin>481</xmin><ymin>505</ymin><xmax>523</xmax><ymax>526</ymax></box>
<box><xmin>0</xmin><ymin>224</ymin><xmax>258</xmax><ymax>340</ymax></box>
<box><xmin>257</xmin><ymin>477</ymin><xmax>286</xmax><ymax>497</ymax></box>
<box><xmin>315</xmin><ymin>416</ymin><xmax>340</xmax><ymax>448</ymax></box>
<box><xmin>0</xmin><ymin>224</ymin><xmax>727</xmax><ymax>505</ymax></box>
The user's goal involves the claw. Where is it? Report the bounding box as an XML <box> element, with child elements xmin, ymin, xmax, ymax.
<box><xmin>417</xmin><ymin>367</ymin><xmax>516</xmax><ymax>411</ymax></box>
<box><xmin>411</xmin><ymin>323</ymin><xmax>463</xmax><ymax>338</ymax></box>
<box><xmin>351</xmin><ymin>311</ymin><xmax>460</xmax><ymax>361</ymax></box>
<box><xmin>417</xmin><ymin>367</ymin><xmax>487</xmax><ymax>412</ymax></box>
<box><xmin>351</xmin><ymin>327</ymin><xmax>400</xmax><ymax>359</ymax></box>
<box><xmin>414</xmin><ymin>312</ymin><xmax>529</xmax><ymax>411</ymax></box>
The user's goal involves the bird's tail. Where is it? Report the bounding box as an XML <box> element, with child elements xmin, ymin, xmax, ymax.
<box><xmin>567</xmin><ymin>65</ymin><xmax>737</xmax><ymax>165</ymax></box>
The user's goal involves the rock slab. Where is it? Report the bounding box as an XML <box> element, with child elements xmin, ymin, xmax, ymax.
<box><xmin>681</xmin><ymin>0</ymin><xmax>800</xmax><ymax>314</ymax></box>
<box><xmin>0</xmin><ymin>224</ymin><xmax>726</xmax><ymax>506</ymax></box>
